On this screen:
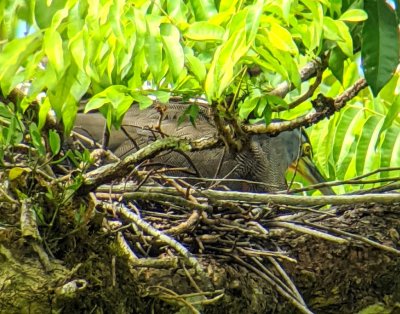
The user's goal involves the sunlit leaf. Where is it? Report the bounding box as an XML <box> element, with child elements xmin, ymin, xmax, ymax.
<box><xmin>184</xmin><ymin>22</ymin><xmax>225</xmax><ymax>41</ymax></box>
<box><xmin>9</xmin><ymin>167</ymin><xmax>31</xmax><ymax>181</ymax></box>
<box><xmin>267</xmin><ymin>23</ymin><xmax>298</xmax><ymax>54</ymax></box>
<box><xmin>0</xmin><ymin>34</ymin><xmax>41</xmax><ymax>95</ymax></box>
<box><xmin>339</xmin><ymin>9</ymin><xmax>368</xmax><ymax>22</ymax></box>
<box><xmin>189</xmin><ymin>0</ymin><xmax>217</xmax><ymax>21</ymax></box>
<box><xmin>44</xmin><ymin>29</ymin><xmax>64</xmax><ymax>76</ymax></box>
<box><xmin>160</xmin><ymin>23</ymin><xmax>184</xmax><ymax>81</ymax></box>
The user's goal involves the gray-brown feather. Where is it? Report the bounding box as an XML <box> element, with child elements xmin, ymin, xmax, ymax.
<box><xmin>74</xmin><ymin>105</ymin><xmax>302</xmax><ymax>192</ymax></box>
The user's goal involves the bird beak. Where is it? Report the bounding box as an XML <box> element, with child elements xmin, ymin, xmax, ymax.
<box><xmin>289</xmin><ymin>156</ymin><xmax>336</xmax><ymax>195</ymax></box>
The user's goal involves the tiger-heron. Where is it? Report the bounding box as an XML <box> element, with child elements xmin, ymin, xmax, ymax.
<box><xmin>74</xmin><ymin>104</ymin><xmax>334</xmax><ymax>194</ymax></box>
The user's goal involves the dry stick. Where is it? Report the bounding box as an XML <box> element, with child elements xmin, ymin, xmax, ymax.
<box><xmin>267</xmin><ymin>221</ymin><xmax>348</xmax><ymax>244</ymax></box>
<box><xmin>266</xmin><ymin>256</ymin><xmax>306</xmax><ymax>306</ymax></box>
<box><xmin>161</xmin><ymin>177</ymin><xmax>205</xmax><ymax>236</ymax></box>
<box><xmin>114</xmin><ymin>202</ymin><xmax>207</xmax><ymax>277</ymax></box>
<box><xmin>237</xmin><ymin>247</ymin><xmax>297</xmax><ymax>263</ymax></box>
<box><xmin>116</xmin><ymin>232</ymin><xmax>178</xmax><ymax>268</ymax></box>
<box><xmin>302</xmin><ymin>221</ymin><xmax>400</xmax><ymax>256</ymax></box>
<box><xmin>360</xmin><ymin>182</ymin><xmax>400</xmax><ymax>194</ymax></box>
<box><xmin>97</xmin><ymin>185</ymin><xmax>400</xmax><ymax>206</ymax></box>
<box><xmin>120</xmin><ymin>191</ymin><xmax>210</xmax><ymax>212</ymax></box>
<box><xmin>201</xmin><ymin>191</ymin><xmax>400</xmax><ymax>206</ymax></box>
<box><xmin>249</xmin><ymin>256</ymin><xmax>304</xmax><ymax>305</ymax></box>
<box><xmin>250</xmin><ymin>256</ymin><xmax>306</xmax><ymax>308</ymax></box>
<box><xmin>290</xmin><ymin>167</ymin><xmax>400</xmax><ymax>194</ymax></box>
<box><xmin>154</xmin><ymin>289</ymin><xmax>200</xmax><ymax>314</ymax></box>
<box><xmin>232</xmin><ymin>255</ymin><xmax>314</xmax><ymax>314</ymax></box>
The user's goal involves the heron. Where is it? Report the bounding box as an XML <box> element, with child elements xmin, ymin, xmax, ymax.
<box><xmin>74</xmin><ymin>104</ymin><xmax>334</xmax><ymax>194</ymax></box>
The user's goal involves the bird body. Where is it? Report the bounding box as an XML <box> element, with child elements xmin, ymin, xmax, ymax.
<box><xmin>74</xmin><ymin>104</ymin><xmax>332</xmax><ymax>193</ymax></box>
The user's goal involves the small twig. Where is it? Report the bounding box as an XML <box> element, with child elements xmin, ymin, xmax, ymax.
<box><xmin>302</xmin><ymin>221</ymin><xmax>400</xmax><ymax>256</ymax></box>
<box><xmin>182</xmin><ymin>263</ymin><xmax>203</xmax><ymax>293</ymax></box>
<box><xmin>237</xmin><ymin>247</ymin><xmax>296</xmax><ymax>263</ymax></box>
<box><xmin>232</xmin><ymin>255</ymin><xmax>314</xmax><ymax>314</ymax></box>
<box><xmin>267</xmin><ymin>221</ymin><xmax>348</xmax><ymax>244</ymax></box>
<box><xmin>111</xmin><ymin>202</ymin><xmax>207</xmax><ymax>277</ymax></box>
<box><xmin>275</xmin><ymin>64</ymin><xmax>323</xmax><ymax>112</ymax></box>
<box><xmin>269</xmin><ymin>59</ymin><xmax>322</xmax><ymax>98</ymax></box>
<box><xmin>250</xmin><ymin>256</ymin><xmax>303</xmax><ymax>304</ymax></box>
<box><xmin>267</xmin><ymin>256</ymin><xmax>305</xmax><ymax>306</ymax></box>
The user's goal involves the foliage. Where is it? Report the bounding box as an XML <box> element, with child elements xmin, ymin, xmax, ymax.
<box><xmin>0</xmin><ymin>0</ymin><xmax>399</xmax><ymax>192</ymax></box>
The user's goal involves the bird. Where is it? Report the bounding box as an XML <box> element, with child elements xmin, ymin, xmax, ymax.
<box><xmin>74</xmin><ymin>103</ymin><xmax>334</xmax><ymax>194</ymax></box>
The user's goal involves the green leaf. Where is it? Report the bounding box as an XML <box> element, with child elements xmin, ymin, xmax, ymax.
<box><xmin>323</xmin><ymin>17</ymin><xmax>343</xmax><ymax>41</ymax></box>
<box><xmin>152</xmin><ymin>91</ymin><xmax>171</xmax><ymax>103</ymax></box>
<box><xmin>0</xmin><ymin>34</ymin><xmax>41</xmax><ymax>95</ymax></box>
<box><xmin>355</xmin><ymin>116</ymin><xmax>381</xmax><ymax>175</ymax></box>
<box><xmin>239</xmin><ymin>97</ymin><xmax>258</xmax><ymax>120</ymax></box>
<box><xmin>177</xmin><ymin>104</ymin><xmax>200</xmax><ymax>126</ymax></box>
<box><xmin>267</xmin><ymin>23</ymin><xmax>298</xmax><ymax>54</ymax></box>
<box><xmin>49</xmin><ymin>129</ymin><xmax>61</xmax><ymax>155</ymax></box>
<box><xmin>380</xmin><ymin>93</ymin><xmax>400</xmax><ymax>134</ymax></box>
<box><xmin>333</xmin><ymin>107</ymin><xmax>361</xmax><ymax>165</ymax></box>
<box><xmin>184</xmin><ymin>22</ymin><xmax>225</xmax><ymax>41</ymax></box>
<box><xmin>186</xmin><ymin>54</ymin><xmax>206</xmax><ymax>83</ymax></box>
<box><xmin>29</xmin><ymin>123</ymin><xmax>46</xmax><ymax>155</ymax></box>
<box><xmin>160</xmin><ymin>23</ymin><xmax>185</xmax><ymax>81</ymax></box>
<box><xmin>38</xmin><ymin>97</ymin><xmax>52</xmax><ymax>130</ymax></box>
<box><xmin>335</xmin><ymin>20</ymin><xmax>353</xmax><ymax>57</ymax></box>
<box><xmin>328</xmin><ymin>47</ymin><xmax>346</xmax><ymax>83</ymax></box>
<box><xmin>339</xmin><ymin>9</ymin><xmax>368</xmax><ymax>22</ymax></box>
<box><xmin>362</xmin><ymin>0</ymin><xmax>399</xmax><ymax>95</ymax></box>
<box><xmin>189</xmin><ymin>0</ymin><xmax>218</xmax><ymax>21</ymax></box>
<box><xmin>44</xmin><ymin>29</ymin><xmax>64</xmax><ymax>76</ymax></box>
<box><xmin>131</xmin><ymin>92</ymin><xmax>153</xmax><ymax>110</ymax></box>
<box><xmin>379</xmin><ymin>126</ymin><xmax>399</xmax><ymax>177</ymax></box>
<box><xmin>9</xmin><ymin>167</ymin><xmax>31</xmax><ymax>181</ymax></box>
<box><xmin>167</xmin><ymin>0</ymin><xmax>188</xmax><ymax>24</ymax></box>
<box><xmin>145</xmin><ymin>16</ymin><xmax>163</xmax><ymax>83</ymax></box>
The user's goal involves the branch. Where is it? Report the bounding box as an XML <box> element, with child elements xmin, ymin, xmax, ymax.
<box><xmin>96</xmin><ymin>184</ymin><xmax>400</xmax><ymax>206</ymax></box>
<box><xmin>76</xmin><ymin>136</ymin><xmax>220</xmax><ymax>194</ymax></box>
<box><xmin>244</xmin><ymin>78</ymin><xmax>368</xmax><ymax>135</ymax></box>
<box><xmin>268</xmin><ymin>59</ymin><xmax>322</xmax><ymax>98</ymax></box>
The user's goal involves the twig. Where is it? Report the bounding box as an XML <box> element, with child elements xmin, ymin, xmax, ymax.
<box><xmin>237</xmin><ymin>247</ymin><xmax>297</xmax><ymax>263</ymax></box>
<box><xmin>275</xmin><ymin>64</ymin><xmax>323</xmax><ymax>112</ymax></box>
<box><xmin>269</xmin><ymin>59</ymin><xmax>322</xmax><ymax>98</ymax></box>
<box><xmin>232</xmin><ymin>255</ymin><xmax>314</xmax><ymax>314</ymax></box>
<box><xmin>201</xmin><ymin>191</ymin><xmax>400</xmax><ymax>206</ymax></box>
<box><xmin>244</xmin><ymin>78</ymin><xmax>368</xmax><ymax>135</ymax></box>
<box><xmin>267</xmin><ymin>256</ymin><xmax>305</xmax><ymax>305</ymax></box>
<box><xmin>111</xmin><ymin>202</ymin><xmax>207</xmax><ymax>277</ymax></box>
<box><xmin>96</xmin><ymin>185</ymin><xmax>400</xmax><ymax>206</ymax></box>
<box><xmin>290</xmin><ymin>167</ymin><xmax>400</xmax><ymax>194</ymax></box>
<box><xmin>267</xmin><ymin>221</ymin><xmax>348</xmax><ymax>244</ymax></box>
<box><xmin>250</xmin><ymin>256</ymin><xmax>304</xmax><ymax>305</ymax></box>
<box><xmin>302</xmin><ymin>221</ymin><xmax>400</xmax><ymax>256</ymax></box>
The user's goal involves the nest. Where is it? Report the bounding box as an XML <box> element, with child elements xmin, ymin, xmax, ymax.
<box><xmin>1</xmin><ymin>135</ymin><xmax>400</xmax><ymax>314</ymax></box>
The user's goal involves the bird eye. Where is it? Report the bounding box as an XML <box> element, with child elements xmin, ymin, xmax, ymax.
<box><xmin>302</xmin><ymin>143</ymin><xmax>312</xmax><ymax>156</ymax></box>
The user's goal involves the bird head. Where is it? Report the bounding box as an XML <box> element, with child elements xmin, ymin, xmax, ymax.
<box><xmin>285</xmin><ymin>128</ymin><xmax>335</xmax><ymax>195</ymax></box>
